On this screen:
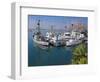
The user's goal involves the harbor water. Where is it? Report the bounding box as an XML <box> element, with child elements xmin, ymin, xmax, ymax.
<box><xmin>28</xmin><ymin>30</ymin><xmax>73</xmax><ymax>66</ymax></box>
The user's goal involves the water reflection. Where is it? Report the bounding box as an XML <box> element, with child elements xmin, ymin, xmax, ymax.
<box><xmin>28</xmin><ymin>31</ymin><xmax>73</xmax><ymax>66</ymax></box>
<box><xmin>33</xmin><ymin>42</ymin><xmax>49</xmax><ymax>50</ymax></box>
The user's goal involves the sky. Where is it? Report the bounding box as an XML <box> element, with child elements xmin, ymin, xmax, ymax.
<box><xmin>28</xmin><ymin>15</ymin><xmax>88</xmax><ymax>30</ymax></box>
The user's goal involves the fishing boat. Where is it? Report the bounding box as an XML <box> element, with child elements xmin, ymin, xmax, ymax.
<box><xmin>65</xmin><ymin>31</ymin><xmax>84</xmax><ymax>46</ymax></box>
<box><xmin>45</xmin><ymin>32</ymin><xmax>55</xmax><ymax>41</ymax></box>
<box><xmin>33</xmin><ymin>20</ymin><xmax>49</xmax><ymax>46</ymax></box>
<box><xmin>49</xmin><ymin>34</ymin><xmax>65</xmax><ymax>47</ymax></box>
<box><xmin>45</xmin><ymin>27</ymin><xmax>65</xmax><ymax>47</ymax></box>
<box><xmin>33</xmin><ymin>34</ymin><xmax>49</xmax><ymax>46</ymax></box>
<box><xmin>60</xmin><ymin>32</ymin><xmax>72</xmax><ymax>41</ymax></box>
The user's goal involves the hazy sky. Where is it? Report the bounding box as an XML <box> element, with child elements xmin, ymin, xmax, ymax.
<box><xmin>28</xmin><ymin>15</ymin><xmax>88</xmax><ymax>30</ymax></box>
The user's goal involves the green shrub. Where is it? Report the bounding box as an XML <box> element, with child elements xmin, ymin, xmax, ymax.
<box><xmin>72</xmin><ymin>43</ymin><xmax>88</xmax><ymax>64</ymax></box>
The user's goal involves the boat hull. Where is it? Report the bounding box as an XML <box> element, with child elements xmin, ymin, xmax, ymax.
<box><xmin>49</xmin><ymin>40</ymin><xmax>66</xmax><ymax>47</ymax></box>
<box><xmin>66</xmin><ymin>40</ymin><xmax>82</xmax><ymax>46</ymax></box>
<box><xmin>33</xmin><ymin>39</ymin><xmax>49</xmax><ymax>46</ymax></box>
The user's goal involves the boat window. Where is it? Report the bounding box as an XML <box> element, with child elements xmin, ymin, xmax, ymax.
<box><xmin>65</xmin><ymin>34</ymin><xmax>70</xmax><ymax>36</ymax></box>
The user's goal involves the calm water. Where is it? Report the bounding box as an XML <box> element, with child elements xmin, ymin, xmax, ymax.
<box><xmin>28</xmin><ymin>30</ymin><xmax>73</xmax><ymax>66</ymax></box>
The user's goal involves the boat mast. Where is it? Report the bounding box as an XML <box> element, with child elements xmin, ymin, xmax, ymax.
<box><xmin>36</xmin><ymin>20</ymin><xmax>41</xmax><ymax>34</ymax></box>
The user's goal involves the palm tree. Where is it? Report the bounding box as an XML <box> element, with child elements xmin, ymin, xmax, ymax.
<box><xmin>72</xmin><ymin>43</ymin><xmax>88</xmax><ymax>64</ymax></box>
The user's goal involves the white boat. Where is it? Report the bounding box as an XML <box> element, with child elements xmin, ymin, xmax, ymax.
<box><xmin>47</xmin><ymin>33</ymin><xmax>65</xmax><ymax>46</ymax></box>
<box><xmin>71</xmin><ymin>31</ymin><xmax>85</xmax><ymax>40</ymax></box>
<box><xmin>33</xmin><ymin>39</ymin><xmax>49</xmax><ymax>46</ymax></box>
<box><xmin>61</xmin><ymin>32</ymin><xmax>72</xmax><ymax>40</ymax></box>
<box><xmin>60</xmin><ymin>31</ymin><xmax>84</xmax><ymax>46</ymax></box>
<box><xmin>45</xmin><ymin>32</ymin><xmax>55</xmax><ymax>41</ymax></box>
<box><xmin>33</xmin><ymin>35</ymin><xmax>49</xmax><ymax>46</ymax></box>
<box><xmin>66</xmin><ymin>38</ymin><xmax>82</xmax><ymax>46</ymax></box>
<box><xmin>33</xmin><ymin>20</ymin><xmax>49</xmax><ymax>46</ymax></box>
<box><xmin>62</xmin><ymin>31</ymin><xmax>85</xmax><ymax>40</ymax></box>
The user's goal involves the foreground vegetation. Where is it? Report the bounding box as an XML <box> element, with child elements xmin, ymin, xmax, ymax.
<box><xmin>72</xmin><ymin>43</ymin><xmax>88</xmax><ymax>64</ymax></box>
